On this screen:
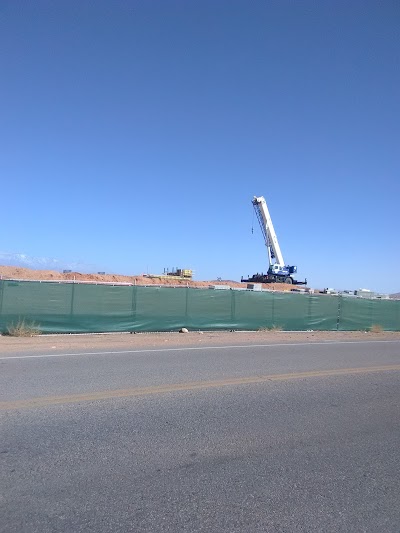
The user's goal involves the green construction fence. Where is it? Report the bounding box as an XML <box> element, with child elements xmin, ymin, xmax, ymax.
<box><xmin>0</xmin><ymin>280</ymin><xmax>398</xmax><ymax>334</ymax></box>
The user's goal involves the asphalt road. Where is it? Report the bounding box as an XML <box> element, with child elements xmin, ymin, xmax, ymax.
<box><xmin>1</xmin><ymin>340</ymin><xmax>400</xmax><ymax>532</ymax></box>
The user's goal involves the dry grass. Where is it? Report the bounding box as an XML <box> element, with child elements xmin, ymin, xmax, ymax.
<box><xmin>258</xmin><ymin>325</ymin><xmax>283</xmax><ymax>332</ymax></box>
<box><xmin>6</xmin><ymin>319</ymin><xmax>41</xmax><ymax>337</ymax></box>
<box><xmin>369</xmin><ymin>324</ymin><xmax>384</xmax><ymax>333</ymax></box>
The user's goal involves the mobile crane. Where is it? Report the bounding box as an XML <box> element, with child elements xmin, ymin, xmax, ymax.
<box><xmin>242</xmin><ymin>196</ymin><xmax>307</xmax><ymax>285</ymax></box>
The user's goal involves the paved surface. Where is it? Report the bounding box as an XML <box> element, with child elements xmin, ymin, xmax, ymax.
<box><xmin>1</xmin><ymin>340</ymin><xmax>400</xmax><ymax>532</ymax></box>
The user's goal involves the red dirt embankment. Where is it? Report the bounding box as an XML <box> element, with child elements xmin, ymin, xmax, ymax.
<box><xmin>0</xmin><ymin>266</ymin><xmax>296</xmax><ymax>292</ymax></box>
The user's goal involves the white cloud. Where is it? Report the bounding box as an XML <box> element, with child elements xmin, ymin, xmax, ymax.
<box><xmin>0</xmin><ymin>252</ymin><xmax>95</xmax><ymax>272</ymax></box>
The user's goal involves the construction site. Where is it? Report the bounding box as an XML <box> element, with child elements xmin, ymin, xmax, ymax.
<box><xmin>0</xmin><ymin>195</ymin><xmax>398</xmax><ymax>335</ymax></box>
<box><xmin>0</xmin><ymin>195</ymin><xmax>395</xmax><ymax>299</ymax></box>
<box><xmin>0</xmin><ymin>264</ymin><xmax>295</xmax><ymax>292</ymax></box>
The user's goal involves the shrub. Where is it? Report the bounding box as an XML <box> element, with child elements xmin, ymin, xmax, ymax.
<box><xmin>6</xmin><ymin>319</ymin><xmax>41</xmax><ymax>337</ymax></box>
<box><xmin>369</xmin><ymin>324</ymin><xmax>384</xmax><ymax>333</ymax></box>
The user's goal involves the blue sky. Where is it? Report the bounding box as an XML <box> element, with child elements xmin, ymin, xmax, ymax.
<box><xmin>1</xmin><ymin>0</ymin><xmax>399</xmax><ymax>293</ymax></box>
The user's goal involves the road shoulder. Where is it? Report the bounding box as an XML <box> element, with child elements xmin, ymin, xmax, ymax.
<box><xmin>1</xmin><ymin>330</ymin><xmax>399</xmax><ymax>355</ymax></box>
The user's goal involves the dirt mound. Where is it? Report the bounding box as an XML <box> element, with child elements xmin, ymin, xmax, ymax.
<box><xmin>0</xmin><ymin>265</ymin><xmax>296</xmax><ymax>292</ymax></box>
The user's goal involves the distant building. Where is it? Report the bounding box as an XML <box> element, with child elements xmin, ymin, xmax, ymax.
<box><xmin>355</xmin><ymin>289</ymin><xmax>375</xmax><ymax>298</ymax></box>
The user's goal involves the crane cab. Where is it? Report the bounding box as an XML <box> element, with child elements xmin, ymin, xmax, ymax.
<box><xmin>268</xmin><ymin>264</ymin><xmax>289</xmax><ymax>276</ymax></box>
<box><xmin>266</xmin><ymin>264</ymin><xmax>299</xmax><ymax>284</ymax></box>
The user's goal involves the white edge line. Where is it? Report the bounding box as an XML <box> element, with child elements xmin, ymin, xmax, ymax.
<box><xmin>0</xmin><ymin>340</ymin><xmax>399</xmax><ymax>360</ymax></box>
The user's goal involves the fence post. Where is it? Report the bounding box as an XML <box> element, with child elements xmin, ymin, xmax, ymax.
<box><xmin>336</xmin><ymin>295</ymin><xmax>341</xmax><ymax>331</ymax></box>
<box><xmin>185</xmin><ymin>287</ymin><xmax>189</xmax><ymax>322</ymax></box>
<box><xmin>397</xmin><ymin>300</ymin><xmax>400</xmax><ymax>332</ymax></box>
<box><xmin>0</xmin><ymin>280</ymin><xmax>4</xmax><ymax>318</ymax></box>
<box><xmin>271</xmin><ymin>291</ymin><xmax>275</xmax><ymax>327</ymax></box>
<box><xmin>230</xmin><ymin>289</ymin><xmax>235</xmax><ymax>326</ymax></box>
<box><xmin>307</xmin><ymin>293</ymin><xmax>312</xmax><ymax>330</ymax></box>
<box><xmin>131</xmin><ymin>285</ymin><xmax>137</xmax><ymax>330</ymax></box>
<box><xmin>69</xmin><ymin>282</ymin><xmax>76</xmax><ymax>318</ymax></box>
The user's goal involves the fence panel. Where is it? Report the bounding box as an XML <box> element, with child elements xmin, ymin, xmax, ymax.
<box><xmin>0</xmin><ymin>280</ymin><xmax>398</xmax><ymax>333</ymax></box>
<box><xmin>0</xmin><ymin>281</ymin><xmax>73</xmax><ymax>333</ymax></box>
<box><xmin>339</xmin><ymin>297</ymin><xmax>374</xmax><ymax>331</ymax></box>
<box><xmin>272</xmin><ymin>292</ymin><xmax>309</xmax><ymax>330</ymax></box>
<box><xmin>307</xmin><ymin>294</ymin><xmax>339</xmax><ymax>331</ymax></box>
<box><xmin>70</xmin><ymin>284</ymin><xmax>134</xmax><ymax>332</ymax></box>
<box><xmin>186</xmin><ymin>289</ymin><xmax>233</xmax><ymax>330</ymax></box>
<box><xmin>232</xmin><ymin>290</ymin><xmax>274</xmax><ymax>330</ymax></box>
<box><xmin>370</xmin><ymin>298</ymin><xmax>400</xmax><ymax>331</ymax></box>
<box><xmin>337</xmin><ymin>297</ymin><xmax>400</xmax><ymax>331</ymax></box>
<box><xmin>134</xmin><ymin>286</ymin><xmax>188</xmax><ymax>331</ymax></box>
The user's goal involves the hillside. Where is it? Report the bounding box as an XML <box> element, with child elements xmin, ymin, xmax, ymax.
<box><xmin>0</xmin><ymin>265</ymin><xmax>296</xmax><ymax>292</ymax></box>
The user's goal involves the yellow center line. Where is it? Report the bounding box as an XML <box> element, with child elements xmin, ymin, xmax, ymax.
<box><xmin>2</xmin><ymin>364</ymin><xmax>400</xmax><ymax>411</ymax></box>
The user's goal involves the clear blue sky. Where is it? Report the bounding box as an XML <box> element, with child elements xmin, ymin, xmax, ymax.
<box><xmin>1</xmin><ymin>1</ymin><xmax>399</xmax><ymax>293</ymax></box>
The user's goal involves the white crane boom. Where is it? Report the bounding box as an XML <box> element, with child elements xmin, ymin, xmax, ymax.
<box><xmin>252</xmin><ymin>196</ymin><xmax>285</xmax><ymax>267</ymax></box>
<box><xmin>242</xmin><ymin>195</ymin><xmax>306</xmax><ymax>285</ymax></box>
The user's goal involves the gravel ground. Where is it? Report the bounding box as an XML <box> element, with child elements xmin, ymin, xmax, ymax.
<box><xmin>1</xmin><ymin>330</ymin><xmax>399</xmax><ymax>354</ymax></box>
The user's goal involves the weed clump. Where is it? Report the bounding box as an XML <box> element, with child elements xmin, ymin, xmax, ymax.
<box><xmin>6</xmin><ymin>319</ymin><xmax>41</xmax><ymax>337</ymax></box>
<box><xmin>258</xmin><ymin>325</ymin><xmax>283</xmax><ymax>332</ymax></box>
